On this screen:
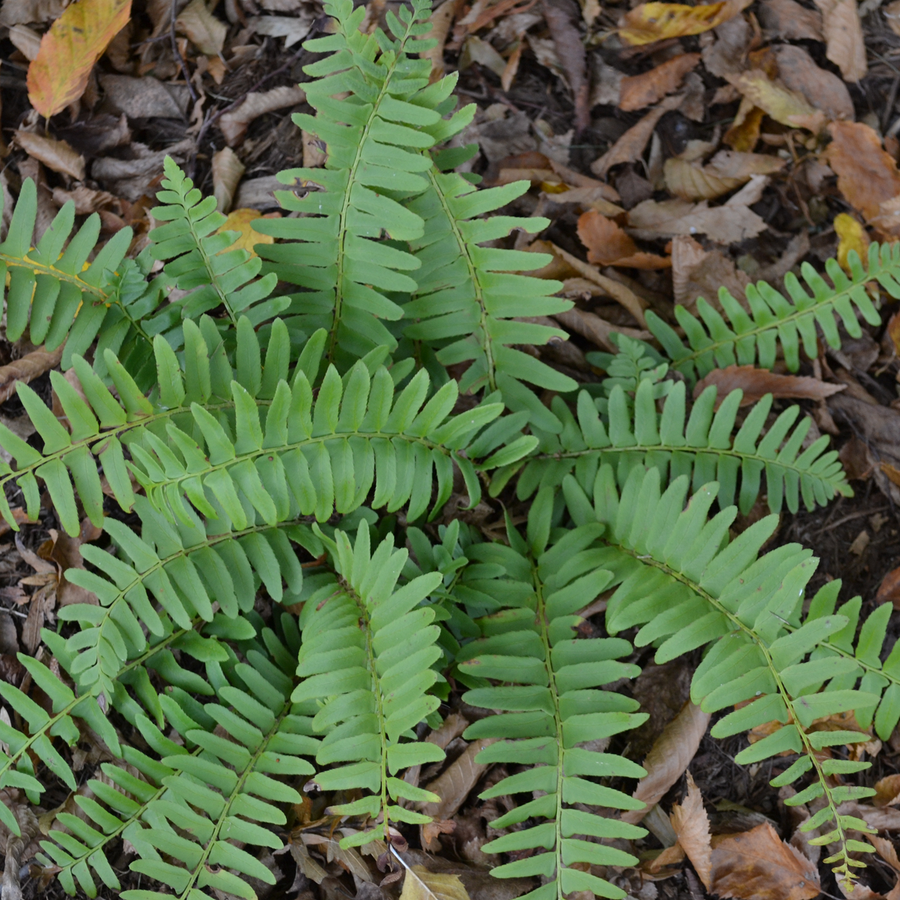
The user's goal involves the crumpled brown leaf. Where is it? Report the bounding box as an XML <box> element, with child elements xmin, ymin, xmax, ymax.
<box><xmin>219</xmin><ymin>85</ymin><xmax>307</xmax><ymax>146</ymax></box>
<box><xmin>672</xmin><ymin>235</ymin><xmax>751</xmax><ymax>310</ymax></box>
<box><xmin>14</xmin><ymin>131</ymin><xmax>85</xmax><ymax>181</ymax></box>
<box><xmin>0</xmin><ymin>346</ymin><xmax>63</xmax><ymax>406</ymax></box>
<box><xmin>577</xmin><ymin>209</ymin><xmax>670</xmax><ymax>268</ymax></box>
<box><xmin>758</xmin><ymin>0</ymin><xmax>823</xmax><ymax>39</ymax></box>
<box><xmin>694</xmin><ymin>365</ymin><xmax>846</xmax><ymax>408</ymax></box>
<box><xmin>619</xmin><ymin>53</ymin><xmax>700</xmax><ymax>112</ymax></box>
<box><xmin>541</xmin><ymin>0</ymin><xmax>589</xmax><ymax>133</ymax></box>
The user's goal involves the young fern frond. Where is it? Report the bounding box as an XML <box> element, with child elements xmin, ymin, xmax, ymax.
<box><xmin>498</xmin><ymin>381</ymin><xmax>850</xmax><ymax>515</ymax></box>
<box><xmin>457</xmin><ymin>493</ymin><xmax>647</xmax><ymax>900</ymax></box>
<box><xmin>254</xmin><ymin>0</ymin><xmax>471</xmax><ymax>363</ymax></box>
<box><xmin>562</xmin><ymin>465</ymin><xmax>877</xmax><ymax>877</ymax></box>
<box><xmin>149</xmin><ymin>158</ymin><xmax>281</xmax><ymax>327</ymax></box>
<box><xmin>294</xmin><ymin>525</ymin><xmax>445</xmax><ymax>847</ymax></box>
<box><xmin>647</xmin><ymin>244</ymin><xmax>900</xmax><ymax>382</ymax></box>
<box><xmin>404</xmin><ymin>171</ymin><xmax>576</xmax><ymax>431</ymax></box>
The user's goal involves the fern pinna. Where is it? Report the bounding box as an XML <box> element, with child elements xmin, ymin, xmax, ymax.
<box><xmin>2</xmin><ymin>0</ymin><xmax>900</xmax><ymax>896</ymax></box>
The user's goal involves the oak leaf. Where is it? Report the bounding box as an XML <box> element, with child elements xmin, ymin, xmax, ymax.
<box><xmin>694</xmin><ymin>365</ymin><xmax>846</xmax><ymax>408</ymax></box>
<box><xmin>577</xmin><ymin>209</ymin><xmax>671</xmax><ymax>269</ymax></box>
<box><xmin>619</xmin><ymin>53</ymin><xmax>700</xmax><ymax>111</ymax></box>
<box><xmin>26</xmin><ymin>0</ymin><xmax>131</xmax><ymax>117</ymax></box>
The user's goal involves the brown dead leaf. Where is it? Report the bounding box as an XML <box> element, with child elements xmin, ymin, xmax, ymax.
<box><xmin>826</xmin><ymin>121</ymin><xmax>900</xmax><ymax>223</ymax></box>
<box><xmin>50</xmin><ymin>186</ymin><xmax>117</xmax><ymax>215</ymax></box>
<box><xmin>771</xmin><ymin>44</ymin><xmax>853</xmax><ymax>122</ymax></box>
<box><xmin>702</xmin><ymin>15</ymin><xmax>752</xmax><ymax>78</ymax></box>
<box><xmin>623</xmin><ymin>704</ymin><xmax>710</xmax><ymax>825</ymax></box>
<box><xmin>27</xmin><ymin>0</ymin><xmax>131</xmax><ymax>117</ymax></box>
<box><xmin>710</xmin><ymin>822</ymin><xmax>820</xmax><ymax>900</ymax></box>
<box><xmin>876</xmin><ymin>568</ymin><xmax>900</xmax><ymax>610</ymax></box>
<box><xmin>627</xmin><ymin>196</ymin><xmax>768</xmax><ymax>245</ymax></box>
<box><xmin>0</xmin><ymin>346</ymin><xmax>63</xmax><ymax>406</ymax></box>
<box><xmin>14</xmin><ymin>131</ymin><xmax>84</xmax><ymax>181</ymax></box>
<box><xmin>555</xmin><ymin>307</ymin><xmax>652</xmax><ymax>351</ymax></box>
<box><xmin>422</xmin><ymin>0</ymin><xmax>465</xmax><ymax>78</ymax></box>
<box><xmin>672</xmin><ymin>235</ymin><xmax>751</xmax><ymax>310</ymax></box>
<box><xmin>814</xmin><ymin>0</ymin><xmax>866</xmax><ymax>82</ymax></box>
<box><xmin>219</xmin><ymin>85</ymin><xmax>307</xmax><ymax>147</ymax></box>
<box><xmin>759</xmin><ymin>0</ymin><xmax>823</xmax><ymax>39</ymax></box>
<box><xmin>873</xmin><ymin>775</ymin><xmax>900</xmax><ymax>806</ymax></box>
<box><xmin>670</xmin><ymin>772</ymin><xmax>712</xmax><ymax>887</ymax></box>
<box><xmin>665</xmin><ymin>157</ymin><xmax>745</xmax><ymax>201</ymax></box>
<box><xmin>541</xmin><ymin>0</ymin><xmax>589</xmax><ymax>134</ymax></box>
<box><xmin>591</xmin><ymin>92</ymin><xmax>684</xmax><ymax>177</ymax></box>
<box><xmin>725</xmin><ymin>101</ymin><xmax>765</xmax><ymax>151</ymax></box>
<box><xmin>9</xmin><ymin>24</ymin><xmax>41</xmax><ymax>60</ymax></box>
<box><xmin>619</xmin><ymin>53</ymin><xmax>701</xmax><ymax>112</ymax></box>
<box><xmin>212</xmin><ymin>147</ymin><xmax>244</xmax><ymax>214</ymax></box>
<box><xmin>419</xmin><ymin>738</ymin><xmax>495</xmax><ymax>829</ymax></box>
<box><xmin>577</xmin><ymin>209</ymin><xmax>670</xmax><ymax>268</ymax></box>
<box><xmin>886</xmin><ymin>0</ymin><xmax>900</xmax><ymax>36</ymax></box>
<box><xmin>100</xmin><ymin>74</ymin><xmax>187</xmax><ymax>118</ymax></box>
<box><xmin>694</xmin><ymin>366</ymin><xmax>846</xmax><ymax>408</ymax></box>
<box><xmin>176</xmin><ymin>0</ymin><xmax>226</xmax><ymax>55</ymax></box>
<box><xmin>619</xmin><ymin>0</ymin><xmax>746</xmax><ymax>44</ymax></box>
<box><xmin>729</xmin><ymin>70</ymin><xmax>827</xmax><ymax>133</ymax></box>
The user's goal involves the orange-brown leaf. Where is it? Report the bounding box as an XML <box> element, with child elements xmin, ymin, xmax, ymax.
<box><xmin>576</xmin><ymin>209</ymin><xmax>670</xmax><ymax>269</ymax></box>
<box><xmin>710</xmin><ymin>823</ymin><xmax>820</xmax><ymax>900</ymax></box>
<box><xmin>694</xmin><ymin>365</ymin><xmax>845</xmax><ymax>408</ymax></box>
<box><xmin>619</xmin><ymin>53</ymin><xmax>701</xmax><ymax>111</ymax></box>
<box><xmin>27</xmin><ymin>0</ymin><xmax>131</xmax><ymax>117</ymax></box>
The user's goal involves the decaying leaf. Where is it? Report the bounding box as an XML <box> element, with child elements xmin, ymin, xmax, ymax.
<box><xmin>541</xmin><ymin>0</ymin><xmax>590</xmax><ymax>134</ymax></box>
<box><xmin>15</xmin><ymin>131</ymin><xmax>85</xmax><ymax>181</ymax></box>
<box><xmin>219</xmin><ymin>85</ymin><xmax>307</xmax><ymax>146</ymax></box>
<box><xmin>729</xmin><ymin>69</ymin><xmax>827</xmax><ymax>133</ymax></box>
<box><xmin>670</xmin><ymin>772</ymin><xmax>713</xmax><ymax>887</ymax></box>
<box><xmin>619</xmin><ymin>53</ymin><xmax>700</xmax><ymax>112</ymax></box>
<box><xmin>27</xmin><ymin>0</ymin><xmax>131</xmax><ymax>117</ymax></box>
<box><xmin>623</xmin><ymin>703</ymin><xmax>710</xmax><ymax>825</ymax></box>
<box><xmin>771</xmin><ymin>44</ymin><xmax>853</xmax><ymax>122</ymax></box>
<box><xmin>0</xmin><ymin>346</ymin><xmax>64</xmax><ymax>406</ymax></box>
<box><xmin>577</xmin><ymin>209</ymin><xmax>670</xmax><ymax>268</ymax></box>
<box><xmin>399</xmin><ymin>864</ymin><xmax>472</xmax><ymax>900</ymax></box>
<box><xmin>813</xmin><ymin>0</ymin><xmax>866</xmax><ymax>82</ymax></box>
<box><xmin>619</xmin><ymin>0</ymin><xmax>745</xmax><ymax>45</ymax></box>
<box><xmin>555</xmin><ymin>307</ymin><xmax>652</xmax><ymax>351</ymax></box>
<box><xmin>422</xmin><ymin>0</ymin><xmax>465</xmax><ymax>77</ymax></box>
<box><xmin>759</xmin><ymin>0</ymin><xmax>823</xmax><ymax>39</ymax></box>
<box><xmin>419</xmin><ymin>738</ymin><xmax>495</xmax><ymax>827</ymax></box>
<box><xmin>694</xmin><ymin>365</ymin><xmax>846</xmax><ymax>408</ymax></box>
<box><xmin>825</xmin><ymin>121</ymin><xmax>900</xmax><ymax>223</ymax></box>
<box><xmin>219</xmin><ymin>209</ymin><xmax>277</xmax><ymax>256</ymax></box>
<box><xmin>628</xmin><ymin>195</ymin><xmax>768</xmax><ymax>245</ymax></box>
<box><xmin>249</xmin><ymin>12</ymin><xmax>317</xmax><ymax>47</ymax></box>
<box><xmin>212</xmin><ymin>147</ymin><xmax>245</xmax><ymax>213</ymax></box>
<box><xmin>176</xmin><ymin>0</ymin><xmax>227</xmax><ymax>55</ymax></box>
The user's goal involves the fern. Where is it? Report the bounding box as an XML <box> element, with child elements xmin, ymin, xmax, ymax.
<box><xmin>647</xmin><ymin>244</ymin><xmax>900</xmax><ymax>382</ymax></box>
<box><xmin>294</xmin><ymin>524</ymin><xmax>446</xmax><ymax>847</ymax></box>
<box><xmin>498</xmin><ymin>380</ymin><xmax>849</xmax><ymax>515</ymax></box>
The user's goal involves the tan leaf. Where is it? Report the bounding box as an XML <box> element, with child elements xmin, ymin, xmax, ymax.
<box><xmin>26</xmin><ymin>0</ymin><xmax>131</xmax><ymax>117</ymax></box>
<box><xmin>176</xmin><ymin>0</ymin><xmax>226</xmax><ymax>55</ymax></box>
<box><xmin>419</xmin><ymin>738</ymin><xmax>495</xmax><ymax>824</ymax></box>
<box><xmin>212</xmin><ymin>147</ymin><xmax>244</xmax><ymax>213</ymax></box>
<box><xmin>218</xmin><ymin>209</ymin><xmax>276</xmax><ymax>256</ymax></box>
<box><xmin>628</xmin><ymin>197</ymin><xmax>767</xmax><ymax>245</ymax></box>
<box><xmin>0</xmin><ymin>345</ymin><xmax>63</xmax><ymax>405</ymax></box>
<box><xmin>623</xmin><ymin>703</ymin><xmax>710</xmax><ymax>825</ymax></box>
<box><xmin>219</xmin><ymin>85</ymin><xmax>307</xmax><ymax>147</ymax></box>
<box><xmin>248</xmin><ymin>12</ymin><xmax>316</xmax><ymax>47</ymax></box>
<box><xmin>724</xmin><ymin>101</ymin><xmax>765</xmax><ymax>151</ymax></box>
<box><xmin>813</xmin><ymin>0</ymin><xmax>866</xmax><ymax>82</ymax></box>
<box><xmin>577</xmin><ymin>210</ymin><xmax>670</xmax><ymax>268</ymax></box>
<box><xmin>555</xmin><ymin>307</ymin><xmax>652</xmax><ymax>351</ymax></box>
<box><xmin>618</xmin><ymin>0</ymin><xmax>744</xmax><ymax>45</ymax></box>
<box><xmin>542</xmin><ymin>0</ymin><xmax>590</xmax><ymax>133</ymax></box>
<box><xmin>620</xmin><ymin>53</ymin><xmax>700</xmax><ymax>112</ymax></box>
<box><xmin>14</xmin><ymin>131</ymin><xmax>85</xmax><ymax>181</ymax></box>
<box><xmin>665</xmin><ymin>157</ymin><xmax>744</xmax><ymax>201</ymax></box>
<box><xmin>759</xmin><ymin>0</ymin><xmax>823</xmax><ymax>39</ymax></box>
<box><xmin>8</xmin><ymin>24</ymin><xmax>41</xmax><ymax>60</ymax></box>
<box><xmin>771</xmin><ymin>44</ymin><xmax>853</xmax><ymax>121</ymax></box>
<box><xmin>826</xmin><ymin>121</ymin><xmax>900</xmax><ymax>223</ymax></box>
<box><xmin>701</xmin><ymin>15</ymin><xmax>752</xmax><ymax>78</ymax></box>
<box><xmin>694</xmin><ymin>365</ymin><xmax>845</xmax><ymax>408</ymax></box>
<box><xmin>670</xmin><ymin>772</ymin><xmax>713</xmax><ymax>887</ymax></box>
<box><xmin>591</xmin><ymin>92</ymin><xmax>684</xmax><ymax>177</ymax></box>
<box><xmin>672</xmin><ymin>236</ymin><xmax>751</xmax><ymax>310</ymax></box>
<box><xmin>730</xmin><ymin>70</ymin><xmax>827</xmax><ymax>133</ymax></box>
<box><xmin>548</xmin><ymin>185</ymin><xmax>625</xmax><ymax>217</ymax></box>
<box><xmin>710</xmin><ymin>822</ymin><xmax>821</xmax><ymax>900</ymax></box>
<box><xmin>873</xmin><ymin>775</ymin><xmax>900</xmax><ymax>807</ymax></box>
<box><xmin>399</xmin><ymin>864</ymin><xmax>472</xmax><ymax>900</ymax></box>
<box><xmin>50</xmin><ymin>185</ymin><xmax>117</xmax><ymax>214</ymax></box>
<box><xmin>421</xmin><ymin>0</ymin><xmax>464</xmax><ymax>78</ymax></box>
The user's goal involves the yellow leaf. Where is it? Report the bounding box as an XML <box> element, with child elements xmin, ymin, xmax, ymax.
<box><xmin>619</xmin><ymin>1</ymin><xmax>733</xmax><ymax>45</ymax></box>
<box><xmin>730</xmin><ymin>70</ymin><xmax>826</xmax><ymax>133</ymax></box>
<box><xmin>834</xmin><ymin>212</ymin><xmax>870</xmax><ymax>273</ymax></box>
<box><xmin>27</xmin><ymin>0</ymin><xmax>132</xmax><ymax>118</ymax></box>
<box><xmin>218</xmin><ymin>209</ymin><xmax>277</xmax><ymax>256</ymax></box>
<box><xmin>399</xmin><ymin>865</ymin><xmax>471</xmax><ymax>900</ymax></box>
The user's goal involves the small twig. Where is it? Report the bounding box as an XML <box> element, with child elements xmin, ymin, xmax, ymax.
<box><xmin>170</xmin><ymin>0</ymin><xmax>199</xmax><ymax>105</ymax></box>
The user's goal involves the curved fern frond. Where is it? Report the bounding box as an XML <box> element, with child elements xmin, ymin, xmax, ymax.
<box><xmin>563</xmin><ymin>465</ymin><xmax>877</xmax><ymax>878</ymax></box>
<box><xmin>457</xmin><ymin>492</ymin><xmax>647</xmax><ymax>900</ymax></box>
<box><xmin>255</xmin><ymin>0</ymin><xmax>470</xmax><ymax>364</ymax></box>
<box><xmin>404</xmin><ymin>171</ymin><xmax>576</xmax><ymax>431</ymax></box>
<box><xmin>294</xmin><ymin>524</ymin><xmax>445</xmax><ymax>848</ymax></box>
<box><xmin>647</xmin><ymin>244</ymin><xmax>900</xmax><ymax>382</ymax></box>
<box><xmin>501</xmin><ymin>380</ymin><xmax>850</xmax><ymax>515</ymax></box>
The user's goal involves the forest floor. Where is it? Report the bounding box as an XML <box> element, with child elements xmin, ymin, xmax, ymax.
<box><xmin>5</xmin><ymin>0</ymin><xmax>900</xmax><ymax>898</ymax></box>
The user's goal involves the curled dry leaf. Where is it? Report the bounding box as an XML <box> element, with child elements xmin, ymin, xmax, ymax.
<box><xmin>422</xmin><ymin>0</ymin><xmax>465</xmax><ymax>78</ymax></box>
<box><xmin>176</xmin><ymin>0</ymin><xmax>226</xmax><ymax>55</ymax></box>
<box><xmin>670</xmin><ymin>772</ymin><xmax>713</xmax><ymax>887</ymax></box>
<box><xmin>873</xmin><ymin>774</ymin><xmax>900</xmax><ymax>806</ymax></box>
<box><xmin>825</xmin><ymin>121</ymin><xmax>900</xmax><ymax>224</ymax></box>
<box><xmin>212</xmin><ymin>147</ymin><xmax>245</xmax><ymax>213</ymax></box>
<box><xmin>419</xmin><ymin>738</ymin><xmax>495</xmax><ymax>825</ymax></box>
<box><xmin>618</xmin><ymin>0</ymin><xmax>746</xmax><ymax>45</ymax></box>
<box><xmin>729</xmin><ymin>69</ymin><xmax>827</xmax><ymax>133</ymax></box>
<box><xmin>694</xmin><ymin>365</ymin><xmax>846</xmax><ymax>409</ymax></box>
<box><xmin>541</xmin><ymin>0</ymin><xmax>590</xmax><ymax>134</ymax></box>
<box><xmin>0</xmin><ymin>346</ymin><xmax>63</xmax><ymax>406</ymax></box>
<box><xmin>26</xmin><ymin>0</ymin><xmax>131</xmax><ymax>117</ymax></box>
<box><xmin>623</xmin><ymin>703</ymin><xmax>711</xmax><ymax>825</ymax></box>
<box><xmin>876</xmin><ymin>567</ymin><xmax>900</xmax><ymax>610</ymax></box>
<box><xmin>219</xmin><ymin>85</ymin><xmax>307</xmax><ymax>146</ymax></box>
<box><xmin>814</xmin><ymin>0</ymin><xmax>866</xmax><ymax>82</ymax></box>
<box><xmin>619</xmin><ymin>52</ymin><xmax>700</xmax><ymax>112</ymax></box>
<box><xmin>577</xmin><ymin>209</ymin><xmax>670</xmax><ymax>268</ymax></box>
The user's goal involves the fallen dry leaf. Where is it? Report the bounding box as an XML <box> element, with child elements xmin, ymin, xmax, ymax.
<box><xmin>249</xmin><ymin>12</ymin><xmax>316</xmax><ymax>47</ymax></box>
<box><xmin>14</xmin><ymin>131</ymin><xmax>85</xmax><ymax>181</ymax></box>
<box><xmin>399</xmin><ymin>863</ymin><xmax>472</xmax><ymax>900</ymax></box>
<box><xmin>814</xmin><ymin>0</ymin><xmax>866</xmax><ymax>82</ymax></box>
<box><xmin>623</xmin><ymin>703</ymin><xmax>711</xmax><ymax>825</ymax></box>
<box><xmin>886</xmin><ymin>0</ymin><xmax>900</xmax><ymax>36</ymax></box>
<box><xmin>9</xmin><ymin>23</ymin><xmax>41</xmax><ymax>60</ymax></box>
<box><xmin>27</xmin><ymin>0</ymin><xmax>131</xmax><ymax>117</ymax></box>
<box><xmin>212</xmin><ymin>147</ymin><xmax>245</xmax><ymax>213</ymax></box>
<box><xmin>555</xmin><ymin>307</ymin><xmax>652</xmax><ymax>351</ymax></box>
<box><xmin>619</xmin><ymin>0</ymin><xmax>745</xmax><ymax>44</ymax></box>
<box><xmin>873</xmin><ymin>774</ymin><xmax>900</xmax><ymax>806</ymax></box>
<box><xmin>176</xmin><ymin>0</ymin><xmax>226</xmax><ymax>56</ymax></box>
<box><xmin>702</xmin><ymin>15</ymin><xmax>752</xmax><ymax>77</ymax></box>
<box><xmin>219</xmin><ymin>85</ymin><xmax>307</xmax><ymax>146</ymax></box>
<box><xmin>592</xmin><ymin>92</ymin><xmax>683</xmax><ymax>177</ymax></box>
<box><xmin>422</xmin><ymin>0</ymin><xmax>465</xmax><ymax>78</ymax></box>
<box><xmin>672</xmin><ymin>235</ymin><xmax>751</xmax><ymax>310</ymax></box>
<box><xmin>577</xmin><ymin>209</ymin><xmax>670</xmax><ymax>268</ymax></box>
<box><xmin>826</xmin><ymin>121</ymin><xmax>900</xmax><ymax>223</ymax></box>
<box><xmin>876</xmin><ymin>567</ymin><xmax>900</xmax><ymax>610</ymax></box>
<box><xmin>771</xmin><ymin>44</ymin><xmax>853</xmax><ymax>122</ymax></box>
<box><xmin>694</xmin><ymin>366</ymin><xmax>846</xmax><ymax>408</ymax></box>
<box><xmin>619</xmin><ymin>53</ymin><xmax>701</xmax><ymax>112</ymax></box>
<box><xmin>419</xmin><ymin>738</ymin><xmax>495</xmax><ymax>826</ymax></box>
<box><xmin>759</xmin><ymin>0</ymin><xmax>823</xmax><ymax>38</ymax></box>
<box><xmin>670</xmin><ymin>772</ymin><xmax>713</xmax><ymax>887</ymax></box>
<box><xmin>834</xmin><ymin>212</ymin><xmax>870</xmax><ymax>273</ymax></box>
<box><xmin>542</xmin><ymin>0</ymin><xmax>589</xmax><ymax>134</ymax></box>
<box><xmin>219</xmin><ymin>209</ymin><xmax>276</xmax><ymax>256</ymax></box>
<box><xmin>628</xmin><ymin>196</ymin><xmax>768</xmax><ymax>245</ymax></box>
<box><xmin>710</xmin><ymin>822</ymin><xmax>820</xmax><ymax>900</ymax></box>
<box><xmin>729</xmin><ymin>69</ymin><xmax>827</xmax><ymax>133</ymax></box>
<box><xmin>0</xmin><ymin>346</ymin><xmax>64</xmax><ymax>406</ymax></box>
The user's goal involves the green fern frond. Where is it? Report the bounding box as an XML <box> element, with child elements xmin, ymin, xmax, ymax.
<box><xmin>500</xmin><ymin>380</ymin><xmax>850</xmax><ymax>515</ymax></box>
<box><xmin>294</xmin><ymin>524</ymin><xmax>445</xmax><ymax>847</ymax></box>
<box><xmin>647</xmin><ymin>244</ymin><xmax>900</xmax><ymax>382</ymax></box>
<box><xmin>457</xmin><ymin>491</ymin><xmax>647</xmax><ymax>900</ymax></box>
<box><xmin>255</xmin><ymin>0</ymin><xmax>469</xmax><ymax>364</ymax></box>
<box><xmin>562</xmin><ymin>465</ymin><xmax>876</xmax><ymax>878</ymax></box>
<box><xmin>404</xmin><ymin>170</ymin><xmax>576</xmax><ymax>431</ymax></box>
